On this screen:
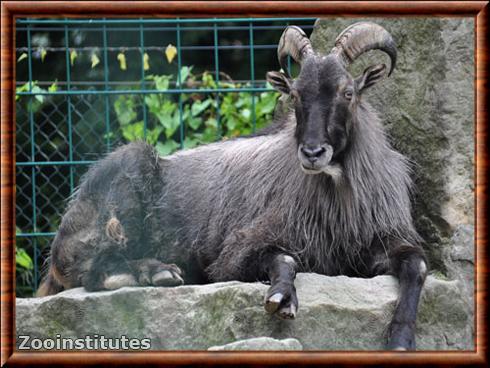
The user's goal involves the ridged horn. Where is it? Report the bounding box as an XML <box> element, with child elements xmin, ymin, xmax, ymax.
<box><xmin>331</xmin><ymin>22</ymin><xmax>397</xmax><ymax>76</ymax></box>
<box><xmin>277</xmin><ymin>26</ymin><xmax>313</xmax><ymax>77</ymax></box>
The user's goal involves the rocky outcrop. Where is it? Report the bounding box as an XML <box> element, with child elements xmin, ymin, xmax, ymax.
<box><xmin>310</xmin><ymin>18</ymin><xmax>474</xmax><ymax>314</ymax></box>
<box><xmin>16</xmin><ymin>274</ymin><xmax>473</xmax><ymax>351</ymax></box>
<box><xmin>208</xmin><ymin>337</ymin><xmax>303</xmax><ymax>351</ymax></box>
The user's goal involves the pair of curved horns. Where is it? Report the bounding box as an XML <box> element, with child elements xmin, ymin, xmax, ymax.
<box><xmin>277</xmin><ymin>22</ymin><xmax>397</xmax><ymax>77</ymax></box>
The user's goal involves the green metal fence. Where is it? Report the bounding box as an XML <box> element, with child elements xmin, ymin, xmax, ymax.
<box><xmin>15</xmin><ymin>17</ymin><xmax>315</xmax><ymax>296</ymax></box>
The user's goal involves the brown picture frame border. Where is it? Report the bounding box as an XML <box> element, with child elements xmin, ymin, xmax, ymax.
<box><xmin>1</xmin><ymin>1</ymin><xmax>488</xmax><ymax>366</ymax></box>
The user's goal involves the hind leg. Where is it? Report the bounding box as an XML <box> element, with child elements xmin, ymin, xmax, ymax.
<box><xmin>83</xmin><ymin>247</ymin><xmax>184</xmax><ymax>291</ymax></box>
<box><xmin>130</xmin><ymin>258</ymin><xmax>184</xmax><ymax>287</ymax></box>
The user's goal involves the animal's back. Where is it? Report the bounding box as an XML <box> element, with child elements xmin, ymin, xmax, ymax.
<box><xmin>155</xmin><ymin>124</ymin><xmax>300</xmax><ymax>271</ymax></box>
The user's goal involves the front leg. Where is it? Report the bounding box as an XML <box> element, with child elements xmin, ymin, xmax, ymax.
<box><xmin>264</xmin><ymin>254</ymin><xmax>298</xmax><ymax>319</ymax></box>
<box><xmin>204</xmin><ymin>223</ymin><xmax>298</xmax><ymax>320</ymax></box>
<box><xmin>386</xmin><ymin>243</ymin><xmax>428</xmax><ymax>350</ymax></box>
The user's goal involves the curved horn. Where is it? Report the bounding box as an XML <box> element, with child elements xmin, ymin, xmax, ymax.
<box><xmin>277</xmin><ymin>26</ymin><xmax>313</xmax><ymax>77</ymax></box>
<box><xmin>331</xmin><ymin>22</ymin><xmax>397</xmax><ymax>76</ymax></box>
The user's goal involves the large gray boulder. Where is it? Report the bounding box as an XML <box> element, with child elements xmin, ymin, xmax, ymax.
<box><xmin>310</xmin><ymin>18</ymin><xmax>474</xmax><ymax>313</ymax></box>
<box><xmin>16</xmin><ymin>273</ymin><xmax>473</xmax><ymax>350</ymax></box>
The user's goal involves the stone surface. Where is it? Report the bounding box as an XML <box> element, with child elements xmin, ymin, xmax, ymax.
<box><xmin>208</xmin><ymin>337</ymin><xmax>303</xmax><ymax>351</ymax></box>
<box><xmin>310</xmin><ymin>18</ymin><xmax>474</xmax><ymax>314</ymax></box>
<box><xmin>16</xmin><ymin>273</ymin><xmax>473</xmax><ymax>351</ymax></box>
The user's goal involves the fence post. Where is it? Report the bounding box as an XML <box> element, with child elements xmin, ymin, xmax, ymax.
<box><xmin>63</xmin><ymin>22</ymin><xmax>75</xmax><ymax>193</ymax></box>
<box><xmin>102</xmin><ymin>20</ymin><xmax>112</xmax><ymax>152</ymax></box>
<box><xmin>213</xmin><ymin>20</ymin><xmax>221</xmax><ymax>138</ymax></box>
<box><xmin>26</xmin><ymin>22</ymin><xmax>39</xmax><ymax>290</ymax></box>
<box><xmin>176</xmin><ymin>20</ymin><xmax>184</xmax><ymax>149</ymax></box>
<box><xmin>139</xmin><ymin>19</ymin><xmax>148</xmax><ymax>140</ymax></box>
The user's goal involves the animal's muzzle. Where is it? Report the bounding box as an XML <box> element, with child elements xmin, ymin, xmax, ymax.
<box><xmin>298</xmin><ymin>144</ymin><xmax>333</xmax><ymax>173</ymax></box>
<box><xmin>301</xmin><ymin>145</ymin><xmax>326</xmax><ymax>162</ymax></box>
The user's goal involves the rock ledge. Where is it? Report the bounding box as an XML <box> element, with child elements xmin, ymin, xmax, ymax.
<box><xmin>16</xmin><ymin>273</ymin><xmax>473</xmax><ymax>350</ymax></box>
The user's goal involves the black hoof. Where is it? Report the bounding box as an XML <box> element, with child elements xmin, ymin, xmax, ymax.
<box><xmin>265</xmin><ymin>292</ymin><xmax>283</xmax><ymax>314</ymax></box>
<box><xmin>387</xmin><ymin>322</ymin><xmax>416</xmax><ymax>350</ymax></box>
<box><xmin>152</xmin><ymin>269</ymin><xmax>184</xmax><ymax>286</ymax></box>
<box><xmin>132</xmin><ymin>259</ymin><xmax>184</xmax><ymax>287</ymax></box>
<box><xmin>264</xmin><ymin>282</ymin><xmax>298</xmax><ymax>320</ymax></box>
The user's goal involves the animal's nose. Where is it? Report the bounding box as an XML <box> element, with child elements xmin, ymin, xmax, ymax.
<box><xmin>301</xmin><ymin>145</ymin><xmax>326</xmax><ymax>161</ymax></box>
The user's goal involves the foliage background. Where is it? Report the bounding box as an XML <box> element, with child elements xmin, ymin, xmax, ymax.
<box><xmin>15</xmin><ymin>18</ymin><xmax>314</xmax><ymax>296</ymax></box>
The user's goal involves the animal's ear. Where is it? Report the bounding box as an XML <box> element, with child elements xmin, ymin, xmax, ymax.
<box><xmin>266</xmin><ymin>71</ymin><xmax>292</xmax><ymax>95</ymax></box>
<box><xmin>355</xmin><ymin>63</ymin><xmax>387</xmax><ymax>93</ymax></box>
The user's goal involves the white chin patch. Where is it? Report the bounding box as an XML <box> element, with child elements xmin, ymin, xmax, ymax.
<box><xmin>300</xmin><ymin>165</ymin><xmax>322</xmax><ymax>175</ymax></box>
<box><xmin>300</xmin><ymin>164</ymin><xmax>343</xmax><ymax>182</ymax></box>
<box><xmin>322</xmin><ymin>164</ymin><xmax>343</xmax><ymax>182</ymax></box>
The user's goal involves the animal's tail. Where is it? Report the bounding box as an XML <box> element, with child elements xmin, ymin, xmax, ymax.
<box><xmin>36</xmin><ymin>267</ymin><xmax>64</xmax><ymax>297</ymax></box>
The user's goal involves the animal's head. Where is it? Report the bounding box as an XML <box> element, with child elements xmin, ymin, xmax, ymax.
<box><xmin>266</xmin><ymin>22</ymin><xmax>397</xmax><ymax>176</ymax></box>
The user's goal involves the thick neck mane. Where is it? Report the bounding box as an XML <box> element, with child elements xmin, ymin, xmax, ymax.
<box><xmin>230</xmin><ymin>102</ymin><xmax>418</xmax><ymax>273</ymax></box>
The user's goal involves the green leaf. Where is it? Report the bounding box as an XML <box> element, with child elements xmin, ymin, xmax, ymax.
<box><xmin>147</xmin><ymin>97</ymin><xmax>177</xmax><ymax>132</ymax></box>
<box><xmin>240</xmin><ymin>108</ymin><xmax>251</xmax><ymax>120</ymax></box>
<box><xmin>103</xmin><ymin>131</ymin><xmax>115</xmax><ymax>140</ymax></box>
<box><xmin>48</xmin><ymin>80</ymin><xmax>58</xmax><ymax>93</ymax></box>
<box><xmin>257</xmin><ymin>92</ymin><xmax>278</xmax><ymax>115</ymax></box>
<box><xmin>191</xmin><ymin>99</ymin><xmax>212</xmax><ymax>117</ymax></box>
<box><xmin>70</xmin><ymin>49</ymin><xmax>78</xmax><ymax>66</ymax></box>
<box><xmin>17</xmin><ymin>53</ymin><xmax>28</xmax><ymax>62</ymax></box>
<box><xmin>220</xmin><ymin>94</ymin><xmax>236</xmax><ymax>117</ymax></box>
<box><xmin>201</xmin><ymin>72</ymin><xmax>217</xmax><ymax>89</ymax></box>
<box><xmin>114</xmin><ymin>96</ymin><xmax>137</xmax><ymax>126</ymax></box>
<box><xmin>155</xmin><ymin>140</ymin><xmax>179</xmax><ymax>156</ymax></box>
<box><xmin>121</xmin><ymin>121</ymin><xmax>145</xmax><ymax>142</ymax></box>
<box><xmin>179</xmin><ymin>66</ymin><xmax>192</xmax><ymax>84</ymax></box>
<box><xmin>15</xmin><ymin>82</ymin><xmax>29</xmax><ymax>101</ymax></box>
<box><xmin>226</xmin><ymin>115</ymin><xmax>239</xmax><ymax>131</ymax></box>
<box><xmin>16</xmin><ymin>248</ymin><xmax>33</xmax><ymax>270</ymax></box>
<box><xmin>188</xmin><ymin>116</ymin><xmax>202</xmax><ymax>130</ymax></box>
<box><xmin>164</xmin><ymin>112</ymin><xmax>181</xmax><ymax>138</ymax></box>
<box><xmin>220</xmin><ymin>82</ymin><xmax>236</xmax><ymax>89</ymax></box>
<box><xmin>201</xmin><ymin>126</ymin><xmax>218</xmax><ymax>142</ymax></box>
<box><xmin>235</xmin><ymin>93</ymin><xmax>251</xmax><ymax>108</ymax></box>
<box><xmin>91</xmin><ymin>53</ymin><xmax>100</xmax><ymax>68</ymax></box>
<box><xmin>144</xmin><ymin>94</ymin><xmax>161</xmax><ymax>112</ymax></box>
<box><xmin>183</xmin><ymin>137</ymin><xmax>199</xmax><ymax>149</ymax></box>
<box><xmin>205</xmin><ymin>117</ymin><xmax>218</xmax><ymax>129</ymax></box>
<box><xmin>152</xmin><ymin>75</ymin><xmax>172</xmax><ymax>91</ymax></box>
<box><xmin>31</xmin><ymin>85</ymin><xmax>44</xmax><ymax>103</ymax></box>
<box><xmin>40</xmin><ymin>48</ymin><xmax>47</xmax><ymax>62</ymax></box>
<box><xmin>146</xmin><ymin>126</ymin><xmax>163</xmax><ymax>145</ymax></box>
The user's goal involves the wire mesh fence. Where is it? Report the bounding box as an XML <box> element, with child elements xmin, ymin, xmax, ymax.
<box><xmin>15</xmin><ymin>17</ymin><xmax>315</xmax><ymax>296</ymax></box>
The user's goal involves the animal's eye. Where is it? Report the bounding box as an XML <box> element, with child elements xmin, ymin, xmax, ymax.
<box><xmin>344</xmin><ymin>90</ymin><xmax>353</xmax><ymax>100</ymax></box>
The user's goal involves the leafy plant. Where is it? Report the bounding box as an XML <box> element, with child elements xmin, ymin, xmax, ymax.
<box><xmin>16</xmin><ymin>247</ymin><xmax>34</xmax><ymax>270</ymax></box>
<box><xmin>113</xmin><ymin>66</ymin><xmax>279</xmax><ymax>155</ymax></box>
<box><xmin>15</xmin><ymin>81</ymin><xmax>58</xmax><ymax>114</ymax></box>
<box><xmin>15</xmin><ymin>227</ymin><xmax>35</xmax><ymax>297</ymax></box>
